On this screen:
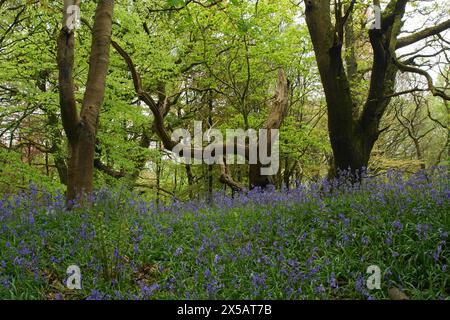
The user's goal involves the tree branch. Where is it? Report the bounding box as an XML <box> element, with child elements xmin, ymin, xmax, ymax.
<box><xmin>396</xmin><ymin>19</ymin><xmax>450</xmax><ymax>49</ymax></box>
<box><xmin>219</xmin><ymin>163</ymin><xmax>245</xmax><ymax>192</ymax></box>
<box><xmin>393</xmin><ymin>57</ymin><xmax>450</xmax><ymax>100</ymax></box>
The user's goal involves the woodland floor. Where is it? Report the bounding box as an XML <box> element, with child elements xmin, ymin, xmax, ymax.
<box><xmin>0</xmin><ymin>169</ymin><xmax>449</xmax><ymax>300</ymax></box>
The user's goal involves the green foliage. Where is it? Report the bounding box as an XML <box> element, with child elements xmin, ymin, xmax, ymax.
<box><xmin>0</xmin><ymin>0</ymin><xmax>448</xmax><ymax>198</ymax></box>
<box><xmin>0</xmin><ymin>148</ymin><xmax>63</xmax><ymax>194</ymax></box>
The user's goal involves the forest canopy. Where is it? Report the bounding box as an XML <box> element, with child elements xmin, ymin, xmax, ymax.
<box><xmin>0</xmin><ymin>0</ymin><xmax>448</xmax><ymax>200</ymax></box>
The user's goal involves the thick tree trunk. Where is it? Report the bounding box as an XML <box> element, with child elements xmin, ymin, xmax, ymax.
<box><xmin>66</xmin><ymin>130</ymin><xmax>96</xmax><ymax>201</ymax></box>
<box><xmin>305</xmin><ymin>1</ymin><xmax>355</xmax><ymax>174</ymax></box>
<box><xmin>304</xmin><ymin>0</ymin><xmax>410</xmax><ymax>178</ymax></box>
<box><xmin>57</xmin><ymin>0</ymin><xmax>114</xmax><ymax>204</ymax></box>
<box><xmin>249</xmin><ymin>163</ymin><xmax>271</xmax><ymax>189</ymax></box>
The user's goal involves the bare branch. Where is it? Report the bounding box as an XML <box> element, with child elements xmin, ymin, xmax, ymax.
<box><xmin>393</xmin><ymin>57</ymin><xmax>450</xmax><ymax>101</ymax></box>
<box><xmin>396</xmin><ymin>19</ymin><xmax>450</xmax><ymax>49</ymax></box>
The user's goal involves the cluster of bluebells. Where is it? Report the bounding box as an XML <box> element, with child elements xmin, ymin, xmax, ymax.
<box><xmin>0</xmin><ymin>167</ymin><xmax>448</xmax><ymax>300</ymax></box>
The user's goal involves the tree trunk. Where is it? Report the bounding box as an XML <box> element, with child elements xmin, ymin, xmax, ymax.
<box><xmin>66</xmin><ymin>131</ymin><xmax>96</xmax><ymax>201</ymax></box>
<box><xmin>304</xmin><ymin>0</ymin><xmax>408</xmax><ymax>178</ymax></box>
<box><xmin>249</xmin><ymin>163</ymin><xmax>271</xmax><ymax>189</ymax></box>
<box><xmin>248</xmin><ymin>69</ymin><xmax>289</xmax><ymax>189</ymax></box>
<box><xmin>54</xmin><ymin>156</ymin><xmax>68</xmax><ymax>186</ymax></box>
<box><xmin>185</xmin><ymin>164</ymin><xmax>194</xmax><ymax>199</ymax></box>
<box><xmin>57</xmin><ymin>0</ymin><xmax>114</xmax><ymax>204</ymax></box>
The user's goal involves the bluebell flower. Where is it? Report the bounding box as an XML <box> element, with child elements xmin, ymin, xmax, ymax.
<box><xmin>174</xmin><ymin>247</ymin><xmax>184</xmax><ymax>257</ymax></box>
<box><xmin>393</xmin><ymin>220</ymin><xmax>403</xmax><ymax>230</ymax></box>
<box><xmin>86</xmin><ymin>289</ymin><xmax>106</xmax><ymax>300</ymax></box>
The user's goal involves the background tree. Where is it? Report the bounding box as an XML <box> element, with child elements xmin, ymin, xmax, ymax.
<box><xmin>303</xmin><ymin>0</ymin><xmax>449</xmax><ymax>177</ymax></box>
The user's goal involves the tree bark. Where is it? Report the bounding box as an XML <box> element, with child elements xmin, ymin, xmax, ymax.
<box><xmin>304</xmin><ymin>0</ymin><xmax>409</xmax><ymax>177</ymax></box>
<box><xmin>57</xmin><ymin>0</ymin><xmax>114</xmax><ymax>204</ymax></box>
<box><xmin>248</xmin><ymin>69</ymin><xmax>289</xmax><ymax>188</ymax></box>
